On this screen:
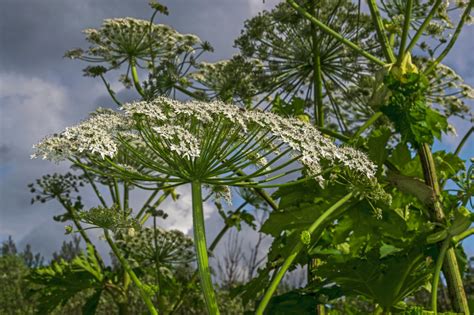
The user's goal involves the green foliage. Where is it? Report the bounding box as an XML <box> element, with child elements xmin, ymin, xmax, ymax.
<box><xmin>27</xmin><ymin>244</ymin><xmax>108</xmax><ymax>314</ymax></box>
<box><xmin>382</xmin><ymin>70</ymin><xmax>448</xmax><ymax>146</ymax></box>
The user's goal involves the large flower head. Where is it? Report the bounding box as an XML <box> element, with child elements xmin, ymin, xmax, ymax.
<box><xmin>33</xmin><ymin>97</ymin><xmax>376</xmax><ymax>187</ymax></box>
<box><xmin>233</xmin><ymin>0</ymin><xmax>380</xmax><ymax>128</ymax></box>
<box><xmin>189</xmin><ymin>56</ymin><xmax>267</xmax><ymax>105</ymax></box>
<box><xmin>66</xmin><ymin>18</ymin><xmax>201</xmax><ymax>67</ymax></box>
<box><xmin>65</xmin><ymin>17</ymin><xmax>213</xmax><ymax>98</ymax></box>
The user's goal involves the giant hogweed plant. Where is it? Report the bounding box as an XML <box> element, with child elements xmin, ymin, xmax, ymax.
<box><xmin>27</xmin><ymin>0</ymin><xmax>474</xmax><ymax>314</ymax></box>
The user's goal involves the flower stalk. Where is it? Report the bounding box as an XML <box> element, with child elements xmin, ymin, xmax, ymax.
<box><xmin>255</xmin><ymin>192</ymin><xmax>354</xmax><ymax>314</ymax></box>
<box><xmin>419</xmin><ymin>143</ymin><xmax>470</xmax><ymax>314</ymax></box>
<box><xmin>286</xmin><ymin>0</ymin><xmax>385</xmax><ymax>66</ymax></box>
<box><xmin>191</xmin><ymin>180</ymin><xmax>220</xmax><ymax>315</ymax></box>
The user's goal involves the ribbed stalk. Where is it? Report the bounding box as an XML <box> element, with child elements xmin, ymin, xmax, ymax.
<box><xmin>191</xmin><ymin>181</ymin><xmax>220</xmax><ymax>315</ymax></box>
<box><xmin>419</xmin><ymin>144</ymin><xmax>469</xmax><ymax>314</ymax></box>
<box><xmin>256</xmin><ymin>192</ymin><xmax>353</xmax><ymax>314</ymax></box>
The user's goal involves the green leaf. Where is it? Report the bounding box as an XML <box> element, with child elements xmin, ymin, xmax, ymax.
<box><xmin>82</xmin><ymin>289</ymin><xmax>103</xmax><ymax>315</ymax></box>
<box><xmin>379</xmin><ymin>243</ymin><xmax>403</xmax><ymax>258</ymax></box>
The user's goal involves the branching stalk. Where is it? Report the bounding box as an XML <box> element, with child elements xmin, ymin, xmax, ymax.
<box><xmin>310</xmin><ymin>0</ymin><xmax>324</xmax><ymax>127</ymax></box>
<box><xmin>406</xmin><ymin>0</ymin><xmax>443</xmax><ymax>53</ymax></box>
<box><xmin>367</xmin><ymin>0</ymin><xmax>396</xmax><ymax>62</ymax></box>
<box><xmin>255</xmin><ymin>192</ymin><xmax>353</xmax><ymax>314</ymax></box>
<box><xmin>419</xmin><ymin>143</ymin><xmax>470</xmax><ymax>313</ymax></box>
<box><xmin>425</xmin><ymin>1</ymin><xmax>473</xmax><ymax>75</ymax></box>
<box><xmin>286</xmin><ymin>0</ymin><xmax>386</xmax><ymax>66</ymax></box>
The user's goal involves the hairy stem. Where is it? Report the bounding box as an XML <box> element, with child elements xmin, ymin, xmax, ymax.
<box><xmin>311</xmin><ymin>0</ymin><xmax>324</xmax><ymax>127</ymax></box>
<box><xmin>453</xmin><ymin>228</ymin><xmax>474</xmax><ymax>244</ymax></box>
<box><xmin>57</xmin><ymin>197</ymin><xmax>105</xmax><ymax>269</ymax></box>
<box><xmin>170</xmin><ymin>201</ymin><xmax>248</xmax><ymax>314</ymax></box>
<box><xmin>256</xmin><ymin>192</ymin><xmax>353</xmax><ymax>314</ymax></box>
<box><xmin>191</xmin><ymin>181</ymin><xmax>220</xmax><ymax>315</ymax></box>
<box><xmin>352</xmin><ymin>111</ymin><xmax>383</xmax><ymax>139</ymax></box>
<box><xmin>454</xmin><ymin>126</ymin><xmax>473</xmax><ymax>157</ymax></box>
<box><xmin>99</xmin><ymin>74</ymin><xmax>122</xmax><ymax>107</ymax></box>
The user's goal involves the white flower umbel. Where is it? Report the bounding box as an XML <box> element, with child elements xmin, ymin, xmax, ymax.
<box><xmin>33</xmin><ymin>108</ymin><xmax>130</xmax><ymax>162</ymax></box>
<box><xmin>65</xmin><ymin>18</ymin><xmax>201</xmax><ymax>66</ymax></box>
<box><xmin>33</xmin><ymin>97</ymin><xmax>376</xmax><ymax>187</ymax></box>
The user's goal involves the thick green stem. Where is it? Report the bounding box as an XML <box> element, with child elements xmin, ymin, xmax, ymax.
<box><xmin>406</xmin><ymin>0</ymin><xmax>443</xmax><ymax>53</ymax></box>
<box><xmin>432</xmin><ymin>237</ymin><xmax>451</xmax><ymax>314</ymax></box>
<box><xmin>256</xmin><ymin>192</ymin><xmax>353</xmax><ymax>314</ymax></box>
<box><xmin>397</xmin><ymin>0</ymin><xmax>413</xmax><ymax>63</ymax></box>
<box><xmin>191</xmin><ymin>181</ymin><xmax>220</xmax><ymax>315</ymax></box>
<box><xmin>170</xmin><ymin>201</ymin><xmax>248</xmax><ymax>314</ymax></box>
<box><xmin>286</xmin><ymin>0</ymin><xmax>385</xmax><ymax>66</ymax></box>
<box><xmin>105</xmin><ymin>230</ymin><xmax>158</xmax><ymax>315</ymax></box>
<box><xmin>130</xmin><ymin>58</ymin><xmax>145</xmax><ymax>97</ymax></box>
<box><xmin>419</xmin><ymin>144</ymin><xmax>470</xmax><ymax>314</ymax></box>
<box><xmin>367</xmin><ymin>0</ymin><xmax>396</xmax><ymax>62</ymax></box>
<box><xmin>425</xmin><ymin>1</ymin><xmax>473</xmax><ymax>75</ymax></box>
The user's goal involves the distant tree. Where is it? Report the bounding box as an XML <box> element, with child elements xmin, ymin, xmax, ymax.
<box><xmin>52</xmin><ymin>235</ymin><xmax>82</xmax><ymax>263</ymax></box>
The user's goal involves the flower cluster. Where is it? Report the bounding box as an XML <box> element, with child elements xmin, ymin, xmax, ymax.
<box><xmin>28</xmin><ymin>172</ymin><xmax>85</xmax><ymax>204</ymax></box>
<box><xmin>116</xmin><ymin>227</ymin><xmax>194</xmax><ymax>267</ymax></box>
<box><xmin>189</xmin><ymin>55</ymin><xmax>267</xmax><ymax>104</ymax></box>
<box><xmin>65</xmin><ymin>18</ymin><xmax>201</xmax><ymax>67</ymax></box>
<box><xmin>233</xmin><ymin>0</ymin><xmax>379</xmax><ymax>126</ymax></box>
<box><xmin>425</xmin><ymin>62</ymin><xmax>474</xmax><ymax>120</ymax></box>
<box><xmin>78</xmin><ymin>204</ymin><xmax>139</xmax><ymax>232</ymax></box>
<box><xmin>33</xmin><ymin>97</ymin><xmax>377</xmax><ymax>185</ymax></box>
<box><xmin>33</xmin><ymin>108</ymin><xmax>130</xmax><ymax>161</ymax></box>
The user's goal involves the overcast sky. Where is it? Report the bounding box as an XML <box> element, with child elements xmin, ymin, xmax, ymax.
<box><xmin>0</xmin><ymin>0</ymin><xmax>472</xmax><ymax>262</ymax></box>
